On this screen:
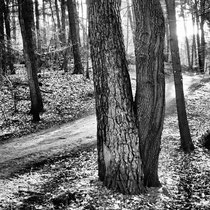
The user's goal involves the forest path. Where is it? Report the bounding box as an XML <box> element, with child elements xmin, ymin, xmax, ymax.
<box><xmin>0</xmin><ymin>73</ymin><xmax>205</xmax><ymax>178</ymax></box>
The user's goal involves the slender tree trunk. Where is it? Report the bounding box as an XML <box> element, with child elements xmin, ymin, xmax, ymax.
<box><xmin>165</xmin><ymin>16</ymin><xmax>170</xmax><ymax>62</ymax></box>
<box><xmin>195</xmin><ymin>0</ymin><xmax>203</xmax><ymax>73</ymax></box>
<box><xmin>60</xmin><ymin>0</ymin><xmax>66</xmax><ymax>45</ymax></box>
<box><xmin>49</xmin><ymin>0</ymin><xmax>56</xmax><ymax>32</ymax></box>
<box><xmin>133</xmin><ymin>0</ymin><xmax>165</xmax><ymax>187</ymax></box>
<box><xmin>74</xmin><ymin>0</ymin><xmax>81</xmax><ymax>47</ymax></box>
<box><xmin>42</xmin><ymin>0</ymin><xmax>47</xmax><ymax>45</ymax></box>
<box><xmin>34</xmin><ymin>0</ymin><xmax>41</xmax><ymax>51</ymax></box>
<box><xmin>85</xmin><ymin>0</ymin><xmax>90</xmax><ymax>79</ymax></box>
<box><xmin>81</xmin><ymin>0</ymin><xmax>86</xmax><ymax>47</ymax></box>
<box><xmin>0</xmin><ymin>0</ymin><xmax>3</xmax><ymax>78</ymax></box>
<box><xmin>67</xmin><ymin>0</ymin><xmax>84</xmax><ymax>74</ymax></box>
<box><xmin>126</xmin><ymin>1</ymin><xmax>129</xmax><ymax>54</ymax></box>
<box><xmin>180</xmin><ymin>0</ymin><xmax>191</xmax><ymax>69</ymax></box>
<box><xmin>127</xmin><ymin>0</ymin><xmax>135</xmax><ymax>40</ymax></box>
<box><xmin>55</xmin><ymin>0</ymin><xmax>62</xmax><ymax>44</ymax></box>
<box><xmin>191</xmin><ymin>12</ymin><xmax>197</xmax><ymax>68</ymax></box>
<box><xmin>4</xmin><ymin>0</ymin><xmax>15</xmax><ymax>74</ymax></box>
<box><xmin>18</xmin><ymin>0</ymin><xmax>43</xmax><ymax>122</ymax></box>
<box><xmin>165</xmin><ymin>0</ymin><xmax>194</xmax><ymax>153</ymax></box>
<box><xmin>200</xmin><ymin>0</ymin><xmax>206</xmax><ymax>73</ymax></box>
<box><xmin>12</xmin><ymin>0</ymin><xmax>16</xmax><ymax>43</ymax></box>
<box><xmin>0</xmin><ymin>0</ymin><xmax>6</xmax><ymax>75</ymax></box>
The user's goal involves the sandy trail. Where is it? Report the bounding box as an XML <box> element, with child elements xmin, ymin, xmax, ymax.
<box><xmin>0</xmin><ymin>73</ymin><xmax>205</xmax><ymax>178</ymax></box>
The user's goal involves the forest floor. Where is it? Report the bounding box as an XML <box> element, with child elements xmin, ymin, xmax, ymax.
<box><xmin>0</xmin><ymin>66</ymin><xmax>210</xmax><ymax>209</ymax></box>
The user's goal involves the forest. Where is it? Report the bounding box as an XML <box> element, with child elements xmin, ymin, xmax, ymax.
<box><xmin>0</xmin><ymin>0</ymin><xmax>210</xmax><ymax>209</ymax></box>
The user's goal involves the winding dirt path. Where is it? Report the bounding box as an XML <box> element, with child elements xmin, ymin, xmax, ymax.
<box><xmin>0</xmin><ymin>73</ymin><xmax>205</xmax><ymax>178</ymax></box>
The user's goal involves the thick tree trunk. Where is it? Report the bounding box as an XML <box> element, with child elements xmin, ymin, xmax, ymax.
<box><xmin>67</xmin><ymin>0</ymin><xmax>84</xmax><ymax>74</ymax></box>
<box><xmin>89</xmin><ymin>0</ymin><xmax>144</xmax><ymax>195</ymax></box>
<box><xmin>18</xmin><ymin>0</ymin><xmax>43</xmax><ymax>122</ymax></box>
<box><xmin>165</xmin><ymin>0</ymin><xmax>194</xmax><ymax>153</ymax></box>
<box><xmin>133</xmin><ymin>0</ymin><xmax>165</xmax><ymax>187</ymax></box>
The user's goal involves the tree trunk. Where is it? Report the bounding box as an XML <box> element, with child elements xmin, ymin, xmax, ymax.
<box><xmin>49</xmin><ymin>0</ymin><xmax>56</xmax><ymax>32</ymax></box>
<box><xmin>200</xmin><ymin>0</ymin><xmax>206</xmax><ymax>73</ymax></box>
<box><xmin>194</xmin><ymin>0</ymin><xmax>203</xmax><ymax>73</ymax></box>
<box><xmin>191</xmin><ymin>12</ymin><xmax>197</xmax><ymax>68</ymax></box>
<box><xmin>0</xmin><ymin>0</ymin><xmax>6</xmax><ymax>75</ymax></box>
<box><xmin>180</xmin><ymin>0</ymin><xmax>191</xmax><ymax>69</ymax></box>
<box><xmin>165</xmin><ymin>0</ymin><xmax>194</xmax><ymax>153</ymax></box>
<box><xmin>133</xmin><ymin>0</ymin><xmax>165</xmax><ymax>187</ymax></box>
<box><xmin>34</xmin><ymin>0</ymin><xmax>41</xmax><ymax>51</ymax></box>
<box><xmin>12</xmin><ymin>0</ymin><xmax>17</xmax><ymax>43</ymax></box>
<box><xmin>89</xmin><ymin>0</ymin><xmax>144</xmax><ymax>194</ymax></box>
<box><xmin>18</xmin><ymin>0</ymin><xmax>43</xmax><ymax>122</ymax></box>
<box><xmin>55</xmin><ymin>0</ymin><xmax>62</xmax><ymax>44</ymax></box>
<box><xmin>4</xmin><ymin>0</ymin><xmax>15</xmax><ymax>74</ymax></box>
<box><xmin>42</xmin><ymin>0</ymin><xmax>47</xmax><ymax>45</ymax></box>
<box><xmin>81</xmin><ymin>0</ymin><xmax>87</xmax><ymax>47</ymax></box>
<box><xmin>61</xmin><ymin>0</ymin><xmax>66</xmax><ymax>45</ymax></box>
<box><xmin>127</xmin><ymin>0</ymin><xmax>135</xmax><ymax>41</ymax></box>
<box><xmin>67</xmin><ymin>0</ymin><xmax>84</xmax><ymax>74</ymax></box>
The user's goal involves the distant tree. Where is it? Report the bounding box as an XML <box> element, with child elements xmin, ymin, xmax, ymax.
<box><xmin>180</xmin><ymin>0</ymin><xmax>191</xmax><ymax>69</ymax></box>
<box><xmin>166</xmin><ymin>0</ymin><xmax>194</xmax><ymax>153</ymax></box>
<box><xmin>34</xmin><ymin>0</ymin><xmax>41</xmax><ymax>51</ymax></box>
<box><xmin>4</xmin><ymin>0</ymin><xmax>15</xmax><ymax>74</ymax></box>
<box><xmin>12</xmin><ymin>0</ymin><xmax>16</xmax><ymax>43</ymax></box>
<box><xmin>89</xmin><ymin>0</ymin><xmax>165</xmax><ymax>194</ymax></box>
<box><xmin>199</xmin><ymin>0</ymin><xmax>206</xmax><ymax>73</ymax></box>
<box><xmin>42</xmin><ymin>0</ymin><xmax>47</xmax><ymax>45</ymax></box>
<box><xmin>0</xmin><ymin>0</ymin><xmax>6</xmax><ymax>75</ymax></box>
<box><xmin>194</xmin><ymin>0</ymin><xmax>205</xmax><ymax>73</ymax></box>
<box><xmin>67</xmin><ymin>0</ymin><xmax>84</xmax><ymax>74</ymax></box>
<box><xmin>60</xmin><ymin>0</ymin><xmax>66</xmax><ymax>45</ymax></box>
<box><xmin>18</xmin><ymin>0</ymin><xmax>43</xmax><ymax>122</ymax></box>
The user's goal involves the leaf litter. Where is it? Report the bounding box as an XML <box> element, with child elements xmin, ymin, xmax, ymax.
<box><xmin>0</xmin><ymin>68</ymin><xmax>95</xmax><ymax>141</ymax></box>
<box><xmin>0</xmin><ymin>73</ymin><xmax>210</xmax><ymax>209</ymax></box>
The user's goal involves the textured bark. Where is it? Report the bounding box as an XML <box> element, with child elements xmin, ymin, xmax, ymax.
<box><xmin>89</xmin><ymin>0</ymin><xmax>144</xmax><ymax>194</ymax></box>
<box><xmin>133</xmin><ymin>0</ymin><xmax>165</xmax><ymax>187</ymax></box>
<box><xmin>18</xmin><ymin>0</ymin><xmax>43</xmax><ymax>122</ymax></box>
<box><xmin>166</xmin><ymin>0</ymin><xmax>194</xmax><ymax>153</ymax></box>
<box><xmin>67</xmin><ymin>0</ymin><xmax>84</xmax><ymax>74</ymax></box>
